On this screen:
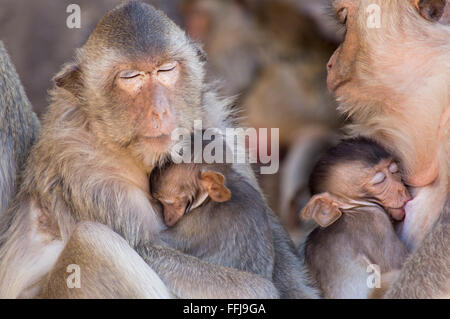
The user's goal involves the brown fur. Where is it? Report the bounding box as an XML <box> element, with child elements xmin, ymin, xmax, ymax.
<box><xmin>305</xmin><ymin>207</ymin><xmax>408</xmax><ymax>298</ymax></box>
<box><xmin>0</xmin><ymin>1</ymin><xmax>316</xmax><ymax>299</ymax></box>
<box><xmin>300</xmin><ymin>138</ymin><xmax>410</xmax><ymax>298</ymax></box>
<box><xmin>150</xmin><ymin>162</ymin><xmax>275</xmax><ymax>279</ymax></box>
<box><xmin>385</xmin><ymin>200</ymin><xmax>450</xmax><ymax>298</ymax></box>
<box><xmin>328</xmin><ymin>0</ymin><xmax>449</xmax><ymax>297</ymax></box>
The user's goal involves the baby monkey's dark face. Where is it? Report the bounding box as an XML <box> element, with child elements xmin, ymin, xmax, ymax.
<box><xmin>150</xmin><ymin>164</ymin><xmax>231</xmax><ymax>226</ymax></box>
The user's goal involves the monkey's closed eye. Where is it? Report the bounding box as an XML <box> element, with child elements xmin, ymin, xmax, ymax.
<box><xmin>158</xmin><ymin>61</ymin><xmax>178</xmax><ymax>73</ymax></box>
<box><xmin>118</xmin><ymin>70</ymin><xmax>142</xmax><ymax>79</ymax></box>
<box><xmin>337</xmin><ymin>7</ymin><xmax>348</xmax><ymax>25</ymax></box>
<box><xmin>371</xmin><ymin>172</ymin><xmax>386</xmax><ymax>184</ymax></box>
<box><xmin>162</xmin><ymin>199</ymin><xmax>175</xmax><ymax>206</ymax></box>
<box><xmin>389</xmin><ymin>163</ymin><xmax>399</xmax><ymax>174</ymax></box>
<box><xmin>157</xmin><ymin>62</ymin><xmax>179</xmax><ymax>86</ymax></box>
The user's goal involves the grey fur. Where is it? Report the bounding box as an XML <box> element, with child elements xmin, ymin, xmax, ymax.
<box><xmin>385</xmin><ymin>200</ymin><xmax>450</xmax><ymax>298</ymax></box>
<box><xmin>0</xmin><ymin>2</ymin><xmax>316</xmax><ymax>299</ymax></box>
<box><xmin>0</xmin><ymin>41</ymin><xmax>40</xmax><ymax>217</ymax></box>
<box><xmin>305</xmin><ymin>207</ymin><xmax>409</xmax><ymax>298</ymax></box>
<box><xmin>156</xmin><ymin>168</ymin><xmax>276</xmax><ymax>280</ymax></box>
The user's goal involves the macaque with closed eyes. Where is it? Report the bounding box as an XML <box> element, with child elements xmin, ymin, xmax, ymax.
<box><xmin>0</xmin><ymin>1</ymin><xmax>316</xmax><ymax>299</ymax></box>
<box><xmin>150</xmin><ymin>157</ymin><xmax>275</xmax><ymax>280</ymax></box>
<box><xmin>299</xmin><ymin>138</ymin><xmax>410</xmax><ymax>298</ymax></box>
<box><xmin>326</xmin><ymin>0</ymin><xmax>449</xmax><ymax>298</ymax></box>
<box><xmin>0</xmin><ymin>1</ymin><xmax>275</xmax><ymax>299</ymax></box>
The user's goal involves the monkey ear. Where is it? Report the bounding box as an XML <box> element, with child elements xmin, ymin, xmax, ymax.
<box><xmin>312</xmin><ymin>206</ymin><xmax>342</xmax><ymax>228</ymax></box>
<box><xmin>412</xmin><ymin>0</ymin><xmax>449</xmax><ymax>24</ymax></box>
<box><xmin>300</xmin><ymin>195</ymin><xmax>342</xmax><ymax>228</ymax></box>
<box><xmin>53</xmin><ymin>63</ymin><xmax>83</xmax><ymax>97</ymax></box>
<box><xmin>200</xmin><ymin>171</ymin><xmax>231</xmax><ymax>202</ymax></box>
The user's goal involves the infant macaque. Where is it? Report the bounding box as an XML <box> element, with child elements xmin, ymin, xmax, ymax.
<box><xmin>149</xmin><ymin>152</ymin><xmax>275</xmax><ymax>280</ymax></box>
<box><xmin>299</xmin><ymin>137</ymin><xmax>411</xmax><ymax>299</ymax></box>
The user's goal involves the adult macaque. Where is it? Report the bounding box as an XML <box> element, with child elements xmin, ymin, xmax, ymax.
<box><xmin>300</xmin><ymin>138</ymin><xmax>410</xmax><ymax>298</ymax></box>
<box><xmin>0</xmin><ymin>41</ymin><xmax>40</xmax><ymax>218</ymax></box>
<box><xmin>327</xmin><ymin>0</ymin><xmax>449</xmax><ymax>297</ymax></box>
<box><xmin>0</xmin><ymin>1</ymin><xmax>315</xmax><ymax>299</ymax></box>
<box><xmin>150</xmin><ymin>153</ymin><xmax>274</xmax><ymax>280</ymax></box>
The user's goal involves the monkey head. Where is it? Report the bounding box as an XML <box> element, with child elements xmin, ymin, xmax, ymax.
<box><xmin>327</xmin><ymin>0</ymin><xmax>449</xmax><ymax>96</ymax></box>
<box><xmin>150</xmin><ymin>163</ymin><xmax>231</xmax><ymax>226</ymax></box>
<box><xmin>326</xmin><ymin>0</ymin><xmax>449</xmax><ymax>186</ymax></box>
<box><xmin>53</xmin><ymin>1</ymin><xmax>207</xmax><ymax>169</ymax></box>
<box><xmin>360</xmin><ymin>158</ymin><xmax>412</xmax><ymax>221</ymax></box>
<box><xmin>310</xmin><ymin>138</ymin><xmax>411</xmax><ymax>221</ymax></box>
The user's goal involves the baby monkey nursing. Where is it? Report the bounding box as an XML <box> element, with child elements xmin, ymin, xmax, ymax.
<box><xmin>301</xmin><ymin>137</ymin><xmax>411</xmax><ymax>298</ymax></box>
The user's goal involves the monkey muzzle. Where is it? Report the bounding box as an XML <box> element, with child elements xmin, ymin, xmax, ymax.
<box><xmin>386</xmin><ymin>207</ymin><xmax>406</xmax><ymax>221</ymax></box>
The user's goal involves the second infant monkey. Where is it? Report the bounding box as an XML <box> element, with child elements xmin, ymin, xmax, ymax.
<box><xmin>300</xmin><ymin>137</ymin><xmax>411</xmax><ymax>298</ymax></box>
<box><xmin>150</xmin><ymin>156</ymin><xmax>275</xmax><ymax>281</ymax></box>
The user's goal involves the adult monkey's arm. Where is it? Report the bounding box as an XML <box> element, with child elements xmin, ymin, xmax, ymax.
<box><xmin>385</xmin><ymin>200</ymin><xmax>450</xmax><ymax>298</ymax></box>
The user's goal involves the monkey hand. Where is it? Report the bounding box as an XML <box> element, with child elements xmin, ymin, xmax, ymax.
<box><xmin>138</xmin><ymin>244</ymin><xmax>280</xmax><ymax>299</ymax></box>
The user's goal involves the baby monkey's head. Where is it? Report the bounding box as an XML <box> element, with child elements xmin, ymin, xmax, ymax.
<box><xmin>309</xmin><ymin>137</ymin><xmax>411</xmax><ymax>221</ymax></box>
<box><xmin>150</xmin><ymin>163</ymin><xmax>232</xmax><ymax>226</ymax></box>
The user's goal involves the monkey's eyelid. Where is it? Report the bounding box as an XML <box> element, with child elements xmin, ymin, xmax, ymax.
<box><xmin>158</xmin><ymin>61</ymin><xmax>178</xmax><ymax>72</ymax></box>
<box><xmin>118</xmin><ymin>70</ymin><xmax>142</xmax><ymax>79</ymax></box>
<box><xmin>389</xmin><ymin>163</ymin><xmax>399</xmax><ymax>173</ymax></box>
<box><xmin>371</xmin><ymin>172</ymin><xmax>386</xmax><ymax>184</ymax></box>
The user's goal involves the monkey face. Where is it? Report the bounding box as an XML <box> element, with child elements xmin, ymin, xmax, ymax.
<box><xmin>112</xmin><ymin>60</ymin><xmax>180</xmax><ymax>147</ymax></box>
<box><xmin>327</xmin><ymin>0</ymin><xmax>363</xmax><ymax>96</ymax></box>
<box><xmin>159</xmin><ymin>197</ymin><xmax>192</xmax><ymax>227</ymax></box>
<box><xmin>327</xmin><ymin>0</ymin><xmax>448</xmax><ymax>187</ymax></box>
<box><xmin>150</xmin><ymin>163</ymin><xmax>232</xmax><ymax>226</ymax></box>
<box><xmin>151</xmin><ymin>181</ymin><xmax>194</xmax><ymax>227</ymax></box>
<box><xmin>364</xmin><ymin>159</ymin><xmax>411</xmax><ymax>221</ymax></box>
<box><xmin>150</xmin><ymin>164</ymin><xmax>200</xmax><ymax>226</ymax></box>
<box><xmin>328</xmin><ymin>0</ymin><xmax>447</xmax><ymax>98</ymax></box>
<box><xmin>54</xmin><ymin>2</ymin><xmax>207</xmax><ymax>168</ymax></box>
